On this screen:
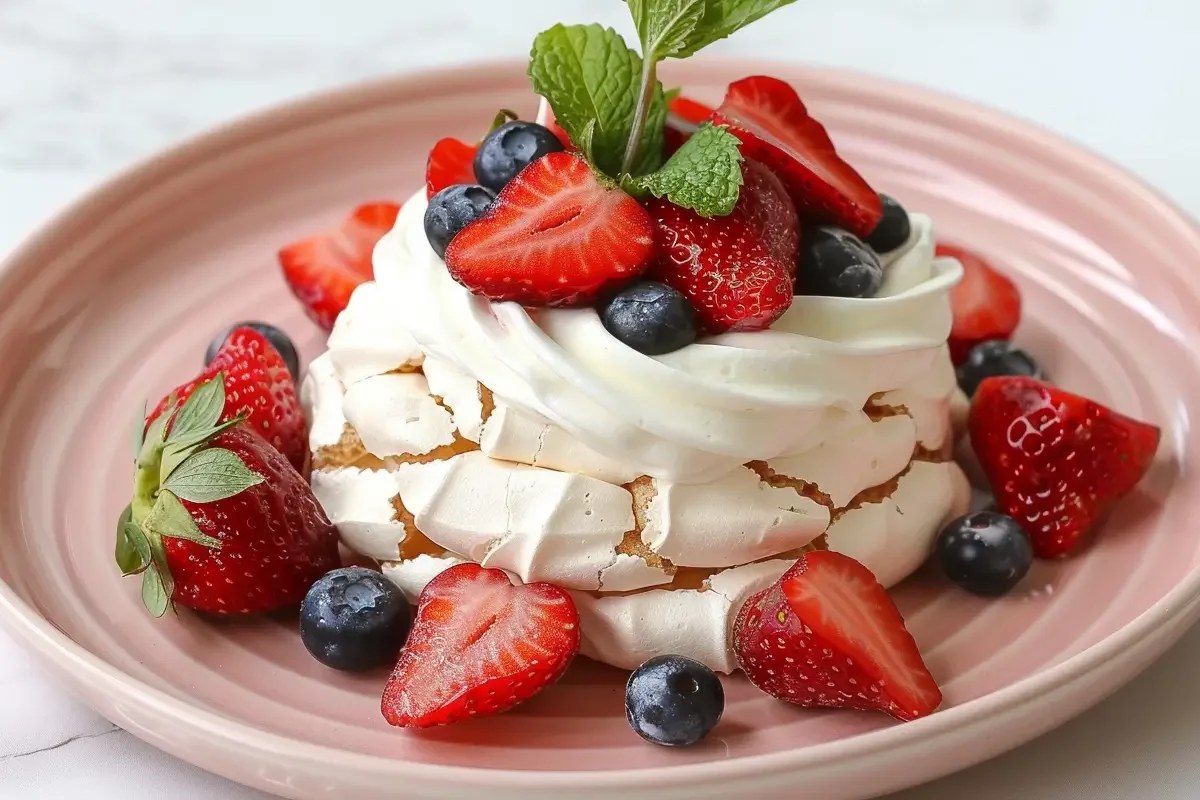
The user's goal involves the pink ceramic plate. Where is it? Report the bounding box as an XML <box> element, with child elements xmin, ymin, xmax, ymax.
<box><xmin>0</xmin><ymin>60</ymin><xmax>1197</xmax><ymax>800</ymax></box>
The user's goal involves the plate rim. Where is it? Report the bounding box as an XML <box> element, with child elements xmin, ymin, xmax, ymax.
<box><xmin>2</xmin><ymin>57</ymin><xmax>1200</xmax><ymax>794</ymax></box>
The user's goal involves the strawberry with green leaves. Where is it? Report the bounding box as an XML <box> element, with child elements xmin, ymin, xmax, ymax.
<box><xmin>119</xmin><ymin>375</ymin><xmax>339</xmax><ymax>616</ymax></box>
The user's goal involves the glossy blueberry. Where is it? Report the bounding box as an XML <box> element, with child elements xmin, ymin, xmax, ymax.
<box><xmin>625</xmin><ymin>655</ymin><xmax>724</xmax><ymax>747</ymax></box>
<box><xmin>600</xmin><ymin>282</ymin><xmax>697</xmax><ymax>355</ymax></box>
<box><xmin>423</xmin><ymin>184</ymin><xmax>496</xmax><ymax>258</ymax></box>
<box><xmin>300</xmin><ymin>567</ymin><xmax>412</xmax><ymax>671</ymax></box>
<box><xmin>956</xmin><ymin>339</ymin><xmax>1046</xmax><ymax>397</ymax></box>
<box><xmin>864</xmin><ymin>193</ymin><xmax>911</xmax><ymax>254</ymax></box>
<box><xmin>206</xmin><ymin>322</ymin><xmax>300</xmax><ymax>379</ymax></box>
<box><xmin>937</xmin><ymin>511</ymin><xmax>1033</xmax><ymax>596</ymax></box>
<box><xmin>797</xmin><ymin>226</ymin><xmax>883</xmax><ymax>298</ymax></box>
<box><xmin>473</xmin><ymin>121</ymin><xmax>564</xmax><ymax>192</ymax></box>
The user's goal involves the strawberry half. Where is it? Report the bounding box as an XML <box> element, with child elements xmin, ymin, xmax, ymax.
<box><xmin>443</xmin><ymin>152</ymin><xmax>655</xmax><ymax>306</ymax></box>
<box><xmin>645</xmin><ymin>159</ymin><xmax>796</xmax><ymax>333</ymax></box>
<box><xmin>148</xmin><ymin>326</ymin><xmax>307</xmax><ymax>473</ymax></box>
<box><xmin>278</xmin><ymin>201</ymin><xmax>400</xmax><ymax>331</ymax></box>
<box><xmin>381</xmin><ymin>563</ymin><xmax>580</xmax><ymax>728</ymax></box>
<box><xmin>121</xmin><ymin>376</ymin><xmax>340</xmax><ymax>616</ymax></box>
<box><xmin>712</xmin><ymin>76</ymin><xmax>882</xmax><ymax>238</ymax></box>
<box><xmin>937</xmin><ymin>243</ymin><xmax>1022</xmax><ymax>364</ymax></box>
<box><xmin>426</xmin><ymin>137</ymin><xmax>478</xmax><ymax>199</ymax></box>
<box><xmin>665</xmin><ymin>95</ymin><xmax>715</xmax><ymax>155</ymax></box>
<box><xmin>734</xmin><ymin>551</ymin><xmax>941</xmax><ymax>721</ymax></box>
<box><xmin>969</xmin><ymin>377</ymin><xmax>1160</xmax><ymax>558</ymax></box>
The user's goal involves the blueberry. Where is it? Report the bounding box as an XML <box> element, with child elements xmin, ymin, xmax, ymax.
<box><xmin>865</xmin><ymin>194</ymin><xmax>911</xmax><ymax>254</ymax></box>
<box><xmin>473</xmin><ymin>121</ymin><xmax>564</xmax><ymax>192</ymax></box>
<box><xmin>625</xmin><ymin>655</ymin><xmax>724</xmax><ymax>746</ymax></box>
<box><xmin>956</xmin><ymin>340</ymin><xmax>1046</xmax><ymax>397</ymax></box>
<box><xmin>600</xmin><ymin>282</ymin><xmax>697</xmax><ymax>355</ymax></box>
<box><xmin>937</xmin><ymin>511</ymin><xmax>1033</xmax><ymax>596</ymax></box>
<box><xmin>797</xmin><ymin>226</ymin><xmax>883</xmax><ymax>298</ymax></box>
<box><xmin>423</xmin><ymin>184</ymin><xmax>496</xmax><ymax>258</ymax></box>
<box><xmin>300</xmin><ymin>567</ymin><xmax>412</xmax><ymax>671</ymax></box>
<box><xmin>206</xmin><ymin>322</ymin><xmax>300</xmax><ymax>379</ymax></box>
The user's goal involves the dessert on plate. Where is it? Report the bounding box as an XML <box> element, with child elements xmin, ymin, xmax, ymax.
<box><xmin>116</xmin><ymin>0</ymin><xmax>1161</xmax><ymax>747</ymax></box>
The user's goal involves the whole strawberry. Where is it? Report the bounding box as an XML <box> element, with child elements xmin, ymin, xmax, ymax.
<box><xmin>734</xmin><ymin>551</ymin><xmax>941</xmax><ymax>722</ymax></box>
<box><xmin>119</xmin><ymin>375</ymin><xmax>339</xmax><ymax>616</ymax></box>
<box><xmin>147</xmin><ymin>326</ymin><xmax>307</xmax><ymax>473</ymax></box>
<box><xmin>382</xmin><ymin>563</ymin><xmax>580</xmax><ymax>728</ymax></box>
<box><xmin>645</xmin><ymin>159</ymin><xmax>797</xmax><ymax>333</ymax></box>
<box><xmin>969</xmin><ymin>376</ymin><xmax>1160</xmax><ymax>558</ymax></box>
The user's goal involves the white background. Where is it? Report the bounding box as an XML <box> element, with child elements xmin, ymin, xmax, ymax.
<box><xmin>2</xmin><ymin>0</ymin><xmax>1199</xmax><ymax>797</ymax></box>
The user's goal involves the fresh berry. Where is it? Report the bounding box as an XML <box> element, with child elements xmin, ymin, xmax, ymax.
<box><xmin>664</xmin><ymin>95</ymin><xmax>714</xmax><ymax>155</ymax></box>
<box><xmin>956</xmin><ymin>339</ymin><xmax>1045</xmax><ymax>397</ymax></box>
<box><xmin>600</xmin><ymin>281</ymin><xmax>698</xmax><ymax>355</ymax></box>
<box><xmin>937</xmin><ymin>243</ymin><xmax>1021</xmax><ymax>364</ymax></box>
<box><xmin>645</xmin><ymin>159</ymin><xmax>795</xmax><ymax>333</ymax></box>
<box><xmin>278</xmin><ymin>201</ymin><xmax>401</xmax><ymax>331</ymax></box>
<box><xmin>424</xmin><ymin>184</ymin><xmax>497</xmax><ymax>259</ymax></box>
<box><xmin>121</xmin><ymin>378</ymin><xmax>340</xmax><ymax>616</ymax></box>
<box><xmin>381</xmin><ymin>563</ymin><xmax>580</xmax><ymax>728</ymax></box>
<box><xmin>426</xmin><ymin>137</ymin><xmax>478</xmax><ymax>200</ymax></box>
<box><xmin>969</xmin><ymin>377</ymin><xmax>1160</xmax><ymax>558</ymax></box>
<box><xmin>936</xmin><ymin>511</ymin><xmax>1033</xmax><ymax>596</ymax></box>
<box><xmin>149</xmin><ymin>326</ymin><xmax>307</xmax><ymax>472</ymax></box>
<box><xmin>444</xmin><ymin>152</ymin><xmax>655</xmax><ymax>307</ymax></box>
<box><xmin>734</xmin><ymin>551</ymin><xmax>941</xmax><ymax>721</ymax></box>
<box><xmin>713</xmin><ymin>76</ymin><xmax>883</xmax><ymax>238</ymax></box>
<box><xmin>473</xmin><ymin>121</ymin><xmax>565</xmax><ymax>192</ymax></box>
<box><xmin>205</xmin><ymin>322</ymin><xmax>300</xmax><ymax>380</ymax></box>
<box><xmin>300</xmin><ymin>567</ymin><xmax>412</xmax><ymax>670</ymax></box>
<box><xmin>797</xmin><ymin>226</ymin><xmax>883</xmax><ymax>298</ymax></box>
<box><xmin>625</xmin><ymin>655</ymin><xmax>724</xmax><ymax>747</ymax></box>
<box><xmin>865</xmin><ymin>194</ymin><xmax>911</xmax><ymax>254</ymax></box>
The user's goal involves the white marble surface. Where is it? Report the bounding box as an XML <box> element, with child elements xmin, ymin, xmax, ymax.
<box><xmin>1</xmin><ymin>0</ymin><xmax>1198</xmax><ymax>797</ymax></box>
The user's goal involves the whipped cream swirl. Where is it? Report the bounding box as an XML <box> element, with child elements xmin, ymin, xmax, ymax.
<box><xmin>373</xmin><ymin>190</ymin><xmax>961</xmax><ymax>484</ymax></box>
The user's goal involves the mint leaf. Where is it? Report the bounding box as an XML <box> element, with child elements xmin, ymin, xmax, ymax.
<box><xmin>115</xmin><ymin>504</ymin><xmax>152</xmax><ymax>576</ymax></box>
<box><xmin>528</xmin><ymin>23</ymin><xmax>665</xmax><ymax>177</ymax></box>
<box><xmin>628</xmin><ymin>0</ymin><xmax>707</xmax><ymax>62</ymax></box>
<box><xmin>622</xmin><ymin>122</ymin><xmax>743</xmax><ymax>216</ymax></box>
<box><xmin>164</xmin><ymin>447</ymin><xmax>264</xmax><ymax>504</ymax></box>
<box><xmin>677</xmin><ymin>0</ymin><xmax>799</xmax><ymax>57</ymax></box>
<box><xmin>142</xmin><ymin>490</ymin><xmax>223</xmax><ymax>550</ymax></box>
<box><xmin>168</xmin><ymin>373</ymin><xmax>225</xmax><ymax>444</ymax></box>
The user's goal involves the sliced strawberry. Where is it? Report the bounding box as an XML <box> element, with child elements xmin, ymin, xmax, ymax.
<box><xmin>148</xmin><ymin>326</ymin><xmax>307</xmax><ymax>472</ymax></box>
<box><xmin>938</xmin><ymin>243</ymin><xmax>1022</xmax><ymax>364</ymax></box>
<box><xmin>381</xmin><ymin>563</ymin><xmax>580</xmax><ymax>728</ymax></box>
<box><xmin>444</xmin><ymin>152</ymin><xmax>655</xmax><ymax>307</ymax></box>
<box><xmin>664</xmin><ymin>95</ymin><xmax>715</xmax><ymax>155</ymax></box>
<box><xmin>426</xmin><ymin>137</ymin><xmax>478</xmax><ymax>200</ymax></box>
<box><xmin>278</xmin><ymin>201</ymin><xmax>400</xmax><ymax>331</ymax></box>
<box><xmin>734</xmin><ymin>551</ymin><xmax>941</xmax><ymax>722</ymax></box>
<box><xmin>969</xmin><ymin>377</ymin><xmax>1160</xmax><ymax>558</ymax></box>
<box><xmin>712</xmin><ymin>76</ymin><xmax>882</xmax><ymax>238</ymax></box>
<box><xmin>646</xmin><ymin>159</ymin><xmax>795</xmax><ymax>333</ymax></box>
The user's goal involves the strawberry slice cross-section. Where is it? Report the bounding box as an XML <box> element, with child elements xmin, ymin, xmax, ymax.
<box><xmin>381</xmin><ymin>563</ymin><xmax>580</xmax><ymax>728</ymax></box>
<box><xmin>734</xmin><ymin>550</ymin><xmax>941</xmax><ymax>722</ymax></box>
<box><xmin>713</xmin><ymin>76</ymin><xmax>883</xmax><ymax>238</ymax></box>
<box><xmin>444</xmin><ymin>151</ymin><xmax>656</xmax><ymax>307</ymax></box>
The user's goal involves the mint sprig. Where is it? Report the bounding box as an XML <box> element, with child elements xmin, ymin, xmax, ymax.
<box><xmin>529</xmin><ymin>23</ymin><xmax>665</xmax><ymax>177</ymax></box>
<box><xmin>527</xmin><ymin>0</ymin><xmax>794</xmax><ymax>217</ymax></box>
<box><xmin>622</xmin><ymin>122</ymin><xmax>744</xmax><ymax>216</ymax></box>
